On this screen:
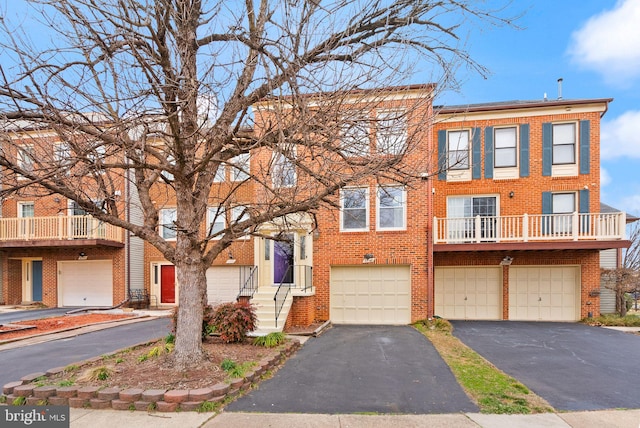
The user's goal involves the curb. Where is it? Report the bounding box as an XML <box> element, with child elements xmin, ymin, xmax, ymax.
<box><xmin>1</xmin><ymin>338</ymin><xmax>301</xmax><ymax>412</ymax></box>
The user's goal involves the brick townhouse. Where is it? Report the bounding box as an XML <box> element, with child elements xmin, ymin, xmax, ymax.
<box><xmin>1</xmin><ymin>86</ymin><xmax>630</xmax><ymax>330</ymax></box>
<box><xmin>0</xmin><ymin>124</ymin><xmax>141</xmax><ymax>308</ymax></box>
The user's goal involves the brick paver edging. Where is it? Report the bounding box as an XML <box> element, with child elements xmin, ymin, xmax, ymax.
<box><xmin>0</xmin><ymin>339</ymin><xmax>300</xmax><ymax>412</ymax></box>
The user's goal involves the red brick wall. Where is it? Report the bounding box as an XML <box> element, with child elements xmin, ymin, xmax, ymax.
<box><xmin>285</xmin><ymin>295</ymin><xmax>317</xmax><ymax>328</ymax></box>
<box><xmin>1</xmin><ymin>247</ymin><xmax>126</xmax><ymax>307</ymax></box>
<box><xmin>432</xmin><ymin>111</ymin><xmax>602</xmax><ymax>218</ymax></box>
<box><xmin>434</xmin><ymin>249</ymin><xmax>601</xmax><ymax>319</ymax></box>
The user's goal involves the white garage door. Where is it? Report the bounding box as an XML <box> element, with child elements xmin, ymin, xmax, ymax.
<box><xmin>58</xmin><ymin>260</ymin><xmax>113</xmax><ymax>307</ymax></box>
<box><xmin>509</xmin><ymin>266</ymin><xmax>579</xmax><ymax>321</ymax></box>
<box><xmin>330</xmin><ymin>265</ymin><xmax>411</xmax><ymax>325</ymax></box>
<box><xmin>435</xmin><ymin>267</ymin><xmax>502</xmax><ymax>320</ymax></box>
<box><xmin>206</xmin><ymin>266</ymin><xmax>240</xmax><ymax>306</ymax></box>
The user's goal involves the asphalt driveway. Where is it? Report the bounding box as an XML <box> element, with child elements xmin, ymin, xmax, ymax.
<box><xmin>451</xmin><ymin>321</ymin><xmax>640</xmax><ymax>411</ymax></box>
<box><xmin>227</xmin><ymin>325</ymin><xmax>477</xmax><ymax>414</ymax></box>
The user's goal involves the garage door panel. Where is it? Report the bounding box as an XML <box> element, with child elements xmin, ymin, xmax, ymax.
<box><xmin>59</xmin><ymin>261</ymin><xmax>113</xmax><ymax>307</ymax></box>
<box><xmin>509</xmin><ymin>266</ymin><xmax>579</xmax><ymax>321</ymax></box>
<box><xmin>330</xmin><ymin>266</ymin><xmax>411</xmax><ymax>325</ymax></box>
<box><xmin>206</xmin><ymin>267</ymin><xmax>241</xmax><ymax>305</ymax></box>
<box><xmin>435</xmin><ymin>267</ymin><xmax>501</xmax><ymax>320</ymax></box>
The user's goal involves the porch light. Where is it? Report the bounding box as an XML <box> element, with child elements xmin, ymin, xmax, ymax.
<box><xmin>78</xmin><ymin>252</ymin><xmax>88</xmax><ymax>260</ymax></box>
<box><xmin>362</xmin><ymin>253</ymin><xmax>375</xmax><ymax>264</ymax></box>
<box><xmin>226</xmin><ymin>251</ymin><xmax>236</xmax><ymax>264</ymax></box>
<box><xmin>500</xmin><ymin>256</ymin><xmax>513</xmax><ymax>266</ymax></box>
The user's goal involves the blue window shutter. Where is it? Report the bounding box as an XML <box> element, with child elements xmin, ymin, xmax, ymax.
<box><xmin>472</xmin><ymin>127</ymin><xmax>481</xmax><ymax>179</ymax></box>
<box><xmin>579</xmin><ymin>189</ymin><xmax>590</xmax><ymax>213</ymax></box>
<box><xmin>519</xmin><ymin>124</ymin><xmax>530</xmax><ymax>177</ymax></box>
<box><xmin>484</xmin><ymin>127</ymin><xmax>494</xmax><ymax>179</ymax></box>
<box><xmin>542</xmin><ymin>123</ymin><xmax>552</xmax><ymax>176</ymax></box>
<box><xmin>437</xmin><ymin>130</ymin><xmax>447</xmax><ymax>180</ymax></box>
<box><xmin>579</xmin><ymin>189</ymin><xmax>590</xmax><ymax>233</ymax></box>
<box><xmin>579</xmin><ymin>120</ymin><xmax>590</xmax><ymax>174</ymax></box>
<box><xmin>542</xmin><ymin>191</ymin><xmax>552</xmax><ymax>234</ymax></box>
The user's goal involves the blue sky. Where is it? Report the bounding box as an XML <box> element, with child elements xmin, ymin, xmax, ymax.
<box><xmin>434</xmin><ymin>0</ymin><xmax>640</xmax><ymax>217</ymax></box>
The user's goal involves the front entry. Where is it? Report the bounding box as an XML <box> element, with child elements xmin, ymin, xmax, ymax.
<box><xmin>273</xmin><ymin>234</ymin><xmax>294</xmax><ymax>285</ymax></box>
<box><xmin>160</xmin><ymin>265</ymin><xmax>176</xmax><ymax>304</ymax></box>
<box><xmin>32</xmin><ymin>261</ymin><xmax>43</xmax><ymax>302</ymax></box>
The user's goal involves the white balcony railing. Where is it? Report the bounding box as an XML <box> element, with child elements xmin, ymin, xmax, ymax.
<box><xmin>433</xmin><ymin>212</ymin><xmax>626</xmax><ymax>244</ymax></box>
<box><xmin>0</xmin><ymin>215</ymin><xmax>123</xmax><ymax>243</ymax></box>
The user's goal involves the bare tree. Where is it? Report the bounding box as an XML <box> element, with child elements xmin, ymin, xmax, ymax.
<box><xmin>602</xmin><ymin>221</ymin><xmax>640</xmax><ymax>316</ymax></box>
<box><xmin>0</xmin><ymin>0</ymin><xmax>514</xmax><ymax>366</ymax></box>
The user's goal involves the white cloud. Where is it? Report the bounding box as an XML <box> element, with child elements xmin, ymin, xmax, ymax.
<box><xmin>600</xmin><ymin>167</ymin><xmax>611</xmax><ymax>187</ymax></box>
<box><xmin>569</xmin><ymin>0</ymin><xmax>640</xmax><ymax>83</ymax></box>
<box><xmin>601</xmin><ymin>111</ymin><xmax>640</xmax><ymax>159</ymax></box>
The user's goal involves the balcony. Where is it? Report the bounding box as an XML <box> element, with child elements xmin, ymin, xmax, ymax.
<box><xmin>433</xmin><ymin>212</ymin><xmax>628</xmax><ymax>251</ymax></box>
<box><xmin>0</xmin><ymin>215</ymin><xmax>124</xmax><ymax>248</ymax></box>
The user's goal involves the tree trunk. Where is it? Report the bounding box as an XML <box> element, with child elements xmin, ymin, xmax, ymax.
<box><xmin>616</xmin><ymin>287</ymin><xmax>628</xmax><ymax>317</ymax></box>
<box><xmin>171</xmin><ymin>258</ymin><xmax>208</xmax><ymax>368</ymax></box>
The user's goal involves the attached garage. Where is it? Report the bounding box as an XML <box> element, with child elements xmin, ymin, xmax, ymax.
<box><xmin>509</xmin><ymin>266</ymin><xmax>579</xmax><ymax>321</ymax></box>
<box><xmin>330</xmin><ymin>265</ymin><xmax>411</xmax><ymax>324</ymax></box>
<box><xmin>58</xmin><ymin>260</ymin><xmax>113</xmax><ymax>307</ymax></box>
<box><xmin>206</xmin><ymin>266</ymin><xmax>241</xmax><ymax>305</ymax></box>
<box><xmin>435</xmin><ymin>267</ymin><xmax>502</xmax><ymax>320</ymax></box>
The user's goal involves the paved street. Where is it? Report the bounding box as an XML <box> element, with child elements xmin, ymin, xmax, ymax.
<box><xmin>0</xmin><ymin>317</ymin><xmax>170</xmax><ymax>386</ymax></box>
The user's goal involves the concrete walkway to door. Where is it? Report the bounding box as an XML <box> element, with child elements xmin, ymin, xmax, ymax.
<box><xmin>226</xmin><ymin>325</ymin><xmax>477</xmax><ymax>414</ymax></box>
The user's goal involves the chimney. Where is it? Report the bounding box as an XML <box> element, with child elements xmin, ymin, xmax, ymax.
<box><xmin>557</xmin><ymin>78</ymin><xmax>563</xmax><ymax>100</ymax></box>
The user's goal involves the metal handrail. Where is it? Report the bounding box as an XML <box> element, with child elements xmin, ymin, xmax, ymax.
<box><xmin>237</xmin><ymin>266</ymin><xmax>258</xmax><ymax>299</ymax></box>
<box><xmin>274</xmin><ymin>265</ymin><xmax>292</xmax><ymax>328</ymax></box>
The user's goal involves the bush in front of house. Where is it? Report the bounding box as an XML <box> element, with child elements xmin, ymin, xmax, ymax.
<box><xmin>209</xmin><ymin>301</ymin><xmax>257</xmax><ymax>343</ymax></box>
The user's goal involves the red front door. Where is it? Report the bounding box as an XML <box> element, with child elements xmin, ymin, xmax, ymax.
<box><xmin>160</xmin><ymin>265</ymin><xmax>176</xmax><ymax>304</ymax></box>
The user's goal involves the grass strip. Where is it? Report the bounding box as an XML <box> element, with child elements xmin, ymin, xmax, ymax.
<box><xmin>414</xmin><ymin>319</ymin><xmax>553</xmax><ymax>414</ymax></box>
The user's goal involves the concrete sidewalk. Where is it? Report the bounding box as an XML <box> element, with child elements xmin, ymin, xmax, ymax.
<box><xmin>68</xmin><ymin>408</ymin><xmax>640</xmax><ymax>428</ymax></box>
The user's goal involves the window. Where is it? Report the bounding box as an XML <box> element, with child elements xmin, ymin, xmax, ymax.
<box><xmin>341</xmin><ymin>187</ymin><xmax>369</xmax><ymax>231</ymax></box>
<box><xmin>299</xmin><ymin>235</ymin><xmax>307</xmax><ymax>260</ymax></box>
<box><xmin>231</xmin><ymin>205</ymin><xmax>250</xmax><ymax>239</ymax></box>
<box><xmin>447</xmin><ymin>196</ymin><xmax>497</xmax><ymax>241</ymax></box>
<box><xmin>213</xmin><ymin>164</ymin><xmax>225</xmax><ymax>182</ymax></box>
<box><xmin>18</xmin><ymin>145</ymin><xmax>34</xmax><ymax>173</ymax></box>
<box><xmin>206</xmin><ymin>206</ymin><xmax>225</xmax><ymax>239</ymax></box>
<box><xmin>341</xmin><ymin>114</ymin><xmax>370</xmax><ymax>157</ymax></box>
<box><xmin>272</xmin><ymin>149</ymin><xmax>296</xmax><ymax>188</ymax></box>
<box><xmin>494</xmin><ymin>127</ymin><xmax>517</xmax><ymax>168</ymax></box>
<box><xmin>377</xmin><ymin>186</ymin><xmax>406</xmax><ymax>230</ymax></box>
<box><xmin>376</xmin><ymin>110</ymin><xmax>407</xmax><ymax>155</ymax></box>
<box><xmin>447</xmin><ymin>130</ymin><xmax>469</xmax><ymax>170</ymax></box>
<box><xmin>231</xmin><ymin>153</ymin><xmax>250</xmax><ymax>181</ymax></box>
<box><xmin>18</xmin><ymin>202</ymin><xmax>34</xmax><ymax>218</ymax></box>
<box><xmin>552</xmin><ymin>193</ymin><xmax>575</xmax><ymax>234</ymax></box>
<box><xmin>160</xmin><ymin>208</ymin><xmax>177</xmax><ymax>240</ymax></box>
<box><xmin>54</xmin><ymin>143</ymin><xmax>71</xmax><ymax>164</ymax></box>
<box><xmin>552</xmin><ymin>123</ymin><xmax>576</xmax><ymax>165</ymax></box>
<box><xmin>161</xmin><ymin>154</ymin><xmax>175</xmax><ymax>181</ymax></box>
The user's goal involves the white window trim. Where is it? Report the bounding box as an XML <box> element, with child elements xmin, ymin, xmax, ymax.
<box><xmin>551</xmin><ymin>122</ymin><xmax>577</xmax><ymax>166</ymax></box>
<box><xmin>271</xmin><ymin>147</ymin><xmax>297</xmax><ymax>188</ymax></box>
<box><xmin>376</xmin><ymin>109</ymin><xmax>407</xmax><ymax>155</ymax></box>
<box><xmin>494</xmin><ymin>126</ymin><xmax>518</xmax><ymax>168</ymax></box>
<box><xmin>231</xmin><ymin>205</ymin><xmax>251</xmax><ymax>240</ymax></box>
<box><xmin>376</xmin><ymin>185</ymin><xmax>406</xmax><ymax>231</ymax></box>
<box><xmin>340</xmin><ymin>187</ymin><xmax>370</xmax><ymax>232</ymax></box>
<box><xmin>207</xmin><ymin>206</ymin><xmax>225</xmax><ymax>240</ymax></box>
<box><xmin>17</xmin><ymin>144</ymin><xmax>34</xmax><ymax>179</ymax></box>
<box><xmin>160</xmin><ymin>208</ymin><xmax>177</xmax><ymax>241</ymax></box>
<box><xmin>17</xmin><ymin>201</ymin><xmax>35</xmax><ymax>218</ymax></box>
<box><xmin>231</xmin><ymin>153</ymin><xmax>250</xmax><ymax>182</ymax></box>
<box><xmin>340</xmin><ymin>113</ymin><xmax>371</xmax><ymax>157</ymax></box>
<box><xmin>447</xmin><ymin>129</ymin><xmax>471</xmax><ymax>171</ymax></box>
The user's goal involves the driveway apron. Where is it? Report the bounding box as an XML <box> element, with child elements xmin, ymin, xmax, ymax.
<box><xmin>226</xmin><ymin>325</ymin><xmax>477</xmax><ymax>414</ymax></box>
<box><xmin>451</xmin><ymin>321</ymin><xmax>640</xmax><ymax>411</ymax></box>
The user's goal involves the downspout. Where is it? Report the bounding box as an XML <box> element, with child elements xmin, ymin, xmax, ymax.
<box><xmin>126</xmin><ymin>160</ymin><xmax>131</xmax><ymax>300</ymax></box>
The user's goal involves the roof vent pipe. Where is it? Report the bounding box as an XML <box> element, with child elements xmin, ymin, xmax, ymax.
<box><xmin>557</xmin><ymin>78</ymin><xmax>563</xmax><ymax>100</ymax></box>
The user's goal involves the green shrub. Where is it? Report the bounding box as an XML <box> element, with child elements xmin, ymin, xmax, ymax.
<box><xmin>583</xmin><ymin>314</ymin><xmax>640</xmax><ymax>326</ymax></box>
<box><xmin>220</xmin><ymin>358</ymin><xmax>237</xmax><ymax>372</ymax></box>
<box><xmin>253</xmin><ymin>332</ymin><xmax>286</xmax><ymax>348</ymax></box>
<box><xmin>171</xmin><ymin>304</ymin><xmax>217</xmax><ymax>339</ymax></box>
<box><xmin>220</xmin><ymin>359</ymin><xmax>256</xmax><ymax>379</ymax></box>
<box><xmin>210</xmin><ymin>302</ymin><xmax>257</xmax><ymax>343</ymax></box>
<box><xmin>413</xmin><ymin>318</ymin><xmax>453</xmax><ymax>333</ymax></box>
